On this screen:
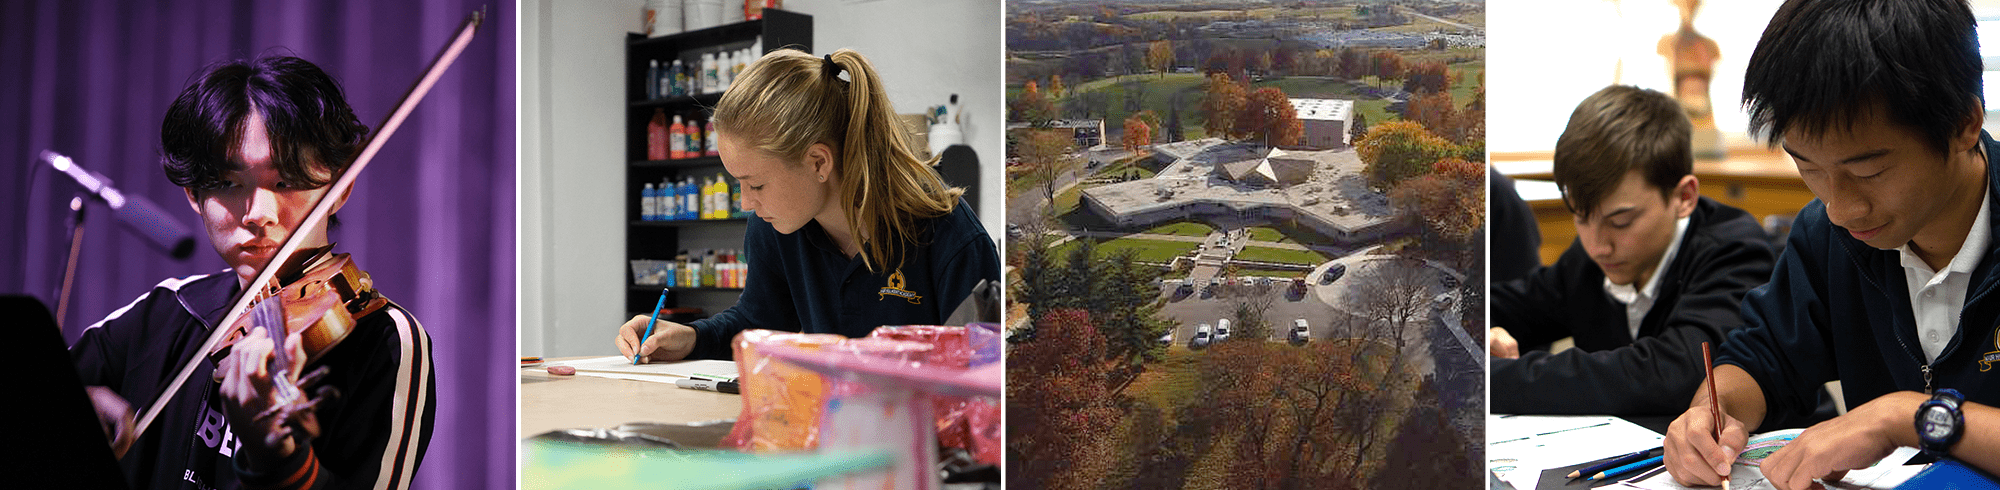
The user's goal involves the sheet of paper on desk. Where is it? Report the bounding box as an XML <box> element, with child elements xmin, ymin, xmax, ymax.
<box><xmin>547</xmin><ymin>356</ymin><xmax>740</xmax><ymax>384</ymax></box>
<box><xmin>1614</xmin><ymin>446</ymin><xmax>1924</xmax><ymax>490</ymax></box>
<box><xmin>1489</xmin><ymin>415</ymin><xmax>1665</xmax><ymax>490</ymax></box>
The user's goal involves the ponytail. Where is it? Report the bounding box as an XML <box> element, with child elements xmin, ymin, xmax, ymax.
<box><xmin>714</xmin><ymin>48</ymin><xmax>962</xmax><ymax>272</ymax></box>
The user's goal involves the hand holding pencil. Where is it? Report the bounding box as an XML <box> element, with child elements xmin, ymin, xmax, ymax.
<box><xmin>1664</xmin><ymin>342</ymin><xmax>1751</xmax><ymax>488</ymax></box>
<box><xmin>614</xmin><ymin>291</ymin><xmax>699</xmax><ymax>363</ymax></box>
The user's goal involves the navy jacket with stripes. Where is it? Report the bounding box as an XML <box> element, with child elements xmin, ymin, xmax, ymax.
<box><xmin>72</xmin><ymin>271</ymin><xmax>436</xmax><ymax>490</ymax></box>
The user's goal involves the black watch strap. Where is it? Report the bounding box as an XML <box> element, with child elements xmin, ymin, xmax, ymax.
<box><xmin>1917</xmin><ymin>388</ymin><xmax>1966</xmax><ymax>456</ymax></box>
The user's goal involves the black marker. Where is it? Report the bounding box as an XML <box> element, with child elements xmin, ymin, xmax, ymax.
<box><xmin>674</xmin><ymin>378</ymin><xmax>739</xmax><ymax>394</ymax></box>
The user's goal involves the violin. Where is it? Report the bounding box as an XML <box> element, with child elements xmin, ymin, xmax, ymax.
<box><xmin>129</xmin><ymin>8</ymin><xmax>485</xmax><ymax>444</ymax></box>
<box><xmin>207</xmin><ymin>244</ymin><xmax>387</xmax><ymax>446</ymax></box>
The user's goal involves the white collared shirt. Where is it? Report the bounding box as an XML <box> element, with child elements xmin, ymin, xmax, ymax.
<box><xmin>1604</xmin><ymin>216</ymin><xmax>1692</xmax><ymax>340</ymax></box>
<box><xmin>1897</xmin><ymin>186</ymin><xmax>1991</xmax><ymax>363</ymax></box>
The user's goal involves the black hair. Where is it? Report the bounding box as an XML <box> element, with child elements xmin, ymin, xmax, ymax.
<box><xmin>1743</xmin><ymin>0</ymin><xmax>1983</xmax><ymax>154</ymax></box>
<box><xmin>160</xmin><ymin>56</ymin><xmax>369</xmax><ymax>192</ymax></box>
<box><xmin>1553</xmin><ymin>85</ymin><xmax>1693</xmax><ymax>219</ymax></box>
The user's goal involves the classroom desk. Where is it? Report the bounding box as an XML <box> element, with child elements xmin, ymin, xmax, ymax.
<box><xmin>1496</xmin><ymin>149</ymin><xmax>1815</xmax><ymax>266</ymax></box>
<box><xmin>1488</xmin><ymin>414</ymin><xmax>1926</xmax><ymax>490</ymax></box>
<box><xmin>519</xmin><ymin>357</ymin><xmax>742</xmax><ymax>437</ymax></box>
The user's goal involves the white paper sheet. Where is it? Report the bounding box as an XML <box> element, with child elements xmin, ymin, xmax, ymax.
<box><xmin>1489</xmin><ymin>414</ymin><xmax>1666</xmax><ymax>490</ymax></box>
<box><xmin>1612</xmin><ymin>442</ymin><xmax>1924</xmax><ymax>490</ymax></box>
<box><xmin>543</xmin><ymin>356</ymin><xmax>740</xmax><ymax>384</ymax></box>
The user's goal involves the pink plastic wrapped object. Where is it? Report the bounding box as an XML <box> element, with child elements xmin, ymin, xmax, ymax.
<box><xmin>866</xmin><ymin>325</ymin><xmax>1004</xmax><ymax>465</ymax></box>
<box><xmin>759</xmin><ymin>340</ymin><xmax>954</xmax><ymax>490</ymax></box>
<box><xmin>724</xmin><ymin>327</ymin><xmax>1004</xmax><ymax>468</ymax></box>
<box><xmin>965</xmin><ymin>323</ymin><xmax>1002</xmax><ymax>464</ymax></box>
<box><xmin>723</xmin><ymin>330</ymin><xmax>934</xmax><ymax>453</ymax></box>
<box><xmin>722</xmin><ymin>330</ymin><xmax>848</xmax><ymax>452</ymax></box>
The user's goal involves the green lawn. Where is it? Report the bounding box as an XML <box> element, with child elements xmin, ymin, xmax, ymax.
<box><xmin>1144</xmin><ymin>221</ymin><xmax>1215</xmax><ymax>237</ymax></box>
<box><xmin>1125</xmin><ymin>350</ymin><xmax>1205</xmax><ymax>422</ymax></box>
<box><xmin>1053</xmin><ymin>237</ymin><xmax>1199</xmax><ymax>263</ymax></box>
<box><xmin>1245</xmin><ymin>226</ymin><xmax>1291</xmax><ymax>244</ymax></box>
<box><xmin>1235</xmin><ymin>246</ymin><xmax>1334</xmax><ymax>265</ymax></box>
<box><xmin>1069</xmin><ymin>73</ymin><xmax>1213</xmax><ymax>140</ymax></box>
<box><xmin>1053</xmin><ymin>185</ymin><xmax>1084</xmax><ymax>216</ymax></box>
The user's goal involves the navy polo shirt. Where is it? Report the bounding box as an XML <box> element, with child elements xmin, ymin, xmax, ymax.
<box><xmin>686</xmin><ymin>199</ymin><xmax>1000</xmax><ymax>360</ymax></box>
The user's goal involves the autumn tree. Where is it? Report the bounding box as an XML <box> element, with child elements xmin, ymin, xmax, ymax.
<box><xmin>1013</xmin><ymin>80</ymin><xmax>1057</xmax><ymax>127</ymax></box>
<box><xmin>1458</xmin><ymin>81</ymin><xmax>1486</xmax><ymax>160</ymax></box>
<box><xmin>1203</xmin><ymin>50</ymin><xmax>1234</xmax><ymax>75</ymax></box>
<box><xmin>1147</xmin><ymin>39</ymin><xmax>1174</xmax><ymax>78</ymax></box>
<box><xmin>1391</xmin><ymin>158</ymin><xmax>1485</xmax><ymax>243</ymax></box>
<box><xmin>1200</xmin><ymin>73</ymin><xmax>1246</xmax><ymax>139</ymax></box>
<box><xmin>1236</xmin><ymin>87</ymin><xmax>1302</xmax><ymax>147</ymax></box>
<box><xmin>1122</xmin><ymin>114</ymin><xmax>1153</xmax><ymax>153</ymax></box>
<box><xmin>1356</xmin><ymin>120</ymin><xmax>1455</xmax><ymax>190</ymax></box>
<box><xmin>1402</xmin><ymin>61</ymin><xmax>1449</xmax><ymax>95</ymax></box>
<box><xmin>1338</xmin><ymin>48</ymin><xmax>1366</xmax><ymax>79</ymax></box>
<box><xmin>1050</xmin><ymin>74</ymin><xmax>1066</xmax><ymax>99</ymax></box>
<box><xmin>1018</xmin><ymin>129</ymin><xmax>1074</xmax><ymax>203</ymax></box>
<box><xmin>1404</xmin><ymin>91</ymin><xmax>1459</xmax><ymax>142</ymax></box>
<box><xmin>1005</xmin><ymin>309</ymin><xmax>1122</xmax><ymax>490</ymax></box>
<box><xmin>1369</xmin><ymin>51</ymin><xmax>1405</xmax><ymax>89</ymax></box>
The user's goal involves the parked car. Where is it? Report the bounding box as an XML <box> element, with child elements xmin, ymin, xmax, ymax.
<box><xmin>1320</xmin><ymin>264</ymin><xmax>1347</xmax><ymax>284</ymax></box>
<box><xmin>1159</xmin><ymin>329</ymin><xmax>1175</xmax><ymax>346</ymax></box>
<box><xmin>1214</xmin><ymin>319</ymin><xmax>1232</xmax><ymax>343</ymax></box>
<box><xmin>1290</xmin><ymin>319</ymin><xmax>1310</xmax><ymax>345</ymax></box>
<box><xmin>1190</xmin><ymin>324</ymin><xmax>1213</xmax><ymax>349</ymax></box>
<box><xmin>1440</xmin><ymin>274</ymin><xmax>1459</xmax><ymax>289</ymax></box>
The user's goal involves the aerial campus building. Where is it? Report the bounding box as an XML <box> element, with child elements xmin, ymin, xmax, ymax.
<box><xmin>1079</xmin><ymin>138</ymin><xmax>1407</xmax><ymax>246</ymax></box>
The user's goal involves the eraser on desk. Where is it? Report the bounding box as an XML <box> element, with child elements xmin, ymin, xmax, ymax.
<box><xmin>547</xmin><ymin>365</ymin><xmax>576</xmax><ymax>376</ymax></box>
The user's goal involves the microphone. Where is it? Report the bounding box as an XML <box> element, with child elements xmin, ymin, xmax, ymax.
<box><xmin>42</xmin><ymin>151</ymin><xmax>199</xmax><ymax>260</ymax></box>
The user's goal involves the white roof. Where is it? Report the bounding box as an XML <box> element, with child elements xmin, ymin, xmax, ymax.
<box><xmin>1291</xmin><ymin>98</ymin><xmax>1354</xmax><ymax>121</ymax></box>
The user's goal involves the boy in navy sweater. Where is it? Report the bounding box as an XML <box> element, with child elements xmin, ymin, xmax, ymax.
<box><xmin>1663</xmin><ymin>1</ymin><xmax>2000</xmax><ymax>488</ymax></box>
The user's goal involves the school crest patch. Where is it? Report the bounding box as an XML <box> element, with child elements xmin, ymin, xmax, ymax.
<box><xmin>1981</xmin><ymin>324</ymin><xmax>2000</xmax><ymax>372</ymax></box>
<box><xmin>879</xmin><ymin>270</ymin><xmax>922</xmax><ymax>304</ymax></box>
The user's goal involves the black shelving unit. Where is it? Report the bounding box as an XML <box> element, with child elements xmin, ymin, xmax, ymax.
<box><xmin>625</xmin><ymin>10</ymin><xmax>811</xmax><ymax>317</ymax></box>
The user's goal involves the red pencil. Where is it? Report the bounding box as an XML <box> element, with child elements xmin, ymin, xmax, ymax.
<box><xmin>1705</xmin><ymin>342</ymin><xmax>1730</xmax><ymax>490</ymax></box>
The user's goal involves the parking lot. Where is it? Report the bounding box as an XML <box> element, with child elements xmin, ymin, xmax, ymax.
<box><xmin>1154</xmin><ymin>254</ymin><xmax>1462</xmax><ymax>377</ymax></box>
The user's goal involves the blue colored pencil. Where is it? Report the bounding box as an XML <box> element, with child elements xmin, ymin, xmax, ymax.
<box><xmin>1568</xmin><ymin>447</ymin><xmax>1658</xmax><ymax>478</ymax></box>
<box><xmin>1589</xmin><ymin>455</ymin><xmax>1665</xmax><ymax>481</ymax></box>
<box><xmin>635</xmin><ymin>288</ymin><xmax>669</xmax><ymax>365</ymax></box>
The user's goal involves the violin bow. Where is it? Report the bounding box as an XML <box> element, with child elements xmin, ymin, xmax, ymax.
<box><xmin>133</xmin><ymin>8</ymin><xmax>485</xmax><ymax>439</ymax></box>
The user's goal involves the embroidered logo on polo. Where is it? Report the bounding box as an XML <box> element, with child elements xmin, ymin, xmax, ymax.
<box><xmin>1979</xmin><ymin>322</ymin><xmax>2000</xmax><ymax>372</ymax></box>
<box><xmin>879</xmin><ymin>270</ymin><xmax>922</xmax><ymax>304</ymax></box>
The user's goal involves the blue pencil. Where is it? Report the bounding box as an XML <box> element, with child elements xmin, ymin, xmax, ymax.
<box><xmin>1589</xmin><ymin>455</ymin><xmax>1665</xmax><ymax>481</ymax></box>
<box><xmin>1568</xmin><ymin>447</ymin><xmax>1658</xmax><ymax>478</ymax></box>
<box><xmin>635</xmin><ymin>288</ymin><xmax>669</xmax><ymax>365</ymax></box>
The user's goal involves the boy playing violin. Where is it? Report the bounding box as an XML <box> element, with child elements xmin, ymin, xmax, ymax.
<box><xmin>72</xmin><ymin>56</ymin><xmax>435</xmax><ymax>490</ymax></box>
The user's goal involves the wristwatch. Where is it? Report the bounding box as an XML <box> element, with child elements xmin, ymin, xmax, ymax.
<box><xmin>1916</xmin><ymin>388</ymin><xmax>1965</xmax><ymax>457</ymax></box>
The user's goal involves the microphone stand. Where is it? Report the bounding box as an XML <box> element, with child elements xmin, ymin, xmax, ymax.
<box><xmin>56</xmin><ymin>195</ymin><xmax>86</xmax><ymax>330</ymax></box>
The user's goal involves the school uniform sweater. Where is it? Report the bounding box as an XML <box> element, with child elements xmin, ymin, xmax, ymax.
<box><xmin>1492</xmin><ymin>197</ymin><xmax>1776</xmax><ymax>415</ymax></box>
<box><xmin>1720</xmin><ymin>132</ymin><xmax>2000</xmax><ymax>430</ymax></box>
<box><xmin>687</xmin><ymin>199</ymin><xmax>1001</xmax><ymax>360</ymax></box>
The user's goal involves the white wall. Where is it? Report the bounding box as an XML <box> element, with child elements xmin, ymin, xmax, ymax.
<box><xmin>521</xmin><ymin>0</ymin><xmax>635</xmax><ymax>358</ymax></box>
<box><xmin>521</xmin><ymin>0</ymin><xmax>1006</xmax><ymax>358</ymax></box>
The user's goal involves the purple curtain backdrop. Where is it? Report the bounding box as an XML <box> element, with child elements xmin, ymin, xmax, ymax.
<box><xmin>0</xmin><ymin>1</ymin><xmax>515</xmax><ymax>488</ymax></box>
